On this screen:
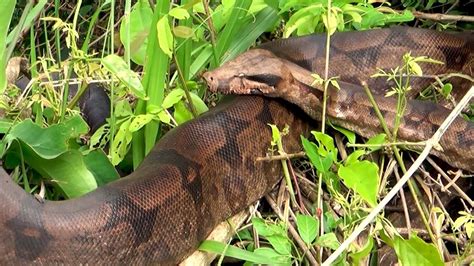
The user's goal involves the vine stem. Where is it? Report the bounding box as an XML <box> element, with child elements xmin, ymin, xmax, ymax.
<box><xmin>323</xmin><ymin>86</ymin><xmax>474</xmax><ymax>265</ymax></box>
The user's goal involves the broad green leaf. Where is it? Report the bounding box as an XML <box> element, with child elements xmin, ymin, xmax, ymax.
<box><xmin>5</xmin><ymin>142</ymin><xmax>97</xmax><ymax>198</ymax></box>
<box><xmin>101</xmin><ymin>54</ymin><xmax>147</xmax><ymax>100</ymax></box>
<box><xmin>394</xmin><ymin>234</ymin><xmax>443</xmax><ymax>266</ymax></box>
<box><xmin>119</xmin><ymin>0</ymin><xmax>153</xmax><ymax>65</ymax></box>
<box><xmin>296</xmin><ymin>214</ymin><xmax>319</xmax><ymax>244</ymax></box>
<box><xmin>6</xmin><ymin>117</ymin><xmax>88</xmax><ymax>159</ymax></box>
<box><xmin>156</xmin><ymin>14</ymin><xmax>173</xmax><ymax>58</ymax></box>
<box><xmin>316</xmin><ymin>232</ymin><xmax>340</xmax><ymax>250</ymax></box>
<box><xmin>83</xmin><ymin>150</ymin><xmax>119</xmax><ymax>186</ymax></box>
<box><xmin>338</xmin><ymin>160</ymin><xmax>379</xmax><ymax>206</ymax></box>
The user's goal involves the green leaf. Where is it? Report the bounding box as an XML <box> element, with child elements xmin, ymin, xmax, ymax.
<box><xmin>253</xmin><ymin>248</ymin><xmax>291</xmax><ymax>264</ymax></box>
<box><xmin>83</xmin><ymin>150</ymin><xmax>119</xmax><ymax>186</ymax></box>
<box><xmin>6</xmin><ymin>117</ymin><xmax>88</xmax><ymax>159</ymax></box>
<box><xmin>173</xmin><ymin>25</ymin><xmax>194</xmax><ymax>38</ymax></box>
<box><xmin>173</xmin><ymin>101</ymin><xmax>193</xmax><ymax>125</ymax></box>
<box><xmin>199</xmin><ymin>240</ymin><xmax>280</xmax><ymax>264</ymax></box>
<box><xmin>441</xmin><ymin>83</ymin><xmax>452</xmax><ymax>98</ymax></box>
<box><xmin>21</xmin><ymin>149</ymin><xmax>97</xmax><ymax>198</ymax></box>
<box><xmin>349</xmin><ymin>237</ymin><xmax>374</xmax><ymax>265</ymax></box>
<box><xmin>269</xmin><ymin>124</ymin><xmax>282</xmax><ymax>147</ymax></box>
<box><xmin>0</xmin><ymin>118</ymin><xmax>13</xmax><ymax>134</ymax></box>
<box><xmin>322</xmin><ymin>9</ymin><xmax>338</xmax><ymax>35</ymax></box>
<box><xmin>301</xmin><ymin>136</ymin><xmax>332</xmax><ymax>173</ymax></box>
<box><xmin>221</xmin><ymin>6</ymin><xmax>280</xmax><ymax>63</ymax></box>
<box><xmin>119</xmin><ymin>0</ymin><xmax>153</xmax><ymax>65</ymax></box>
<box><xmin>188</xmin><ymin>91</ymin><xmax>209</xmax><ymax>114</ymax></box>
<box><xmin>366</xmin><ymin>133</ymin><xmax>386</xmax><ymax>151</ymax></box>
<box><xmin>101</xmin><ymin>54</ymin><xmax>147</xmax><ymax>100</ymax></box>
<box><xmin>296</xmin><ymin>214</ymin><xmax>319</xmax><ymax>244</ymax></box>
<box><xmin>252</xmin><ymin>217</ymin><xmax>286</xmax><ymax>237</ymax></box>
<box><xmin>338</xmin><ymin>160</ymin><xmax>379</xmax><ymax>206</ymax></box>
<box><xmin>162</xmin><ymin>88</ymin><xmax>185</xmax><ymax>109</ymax></box>
<box><xmin>316</xmin><ymin>232</ymin><xmax>340</xmax><ymax>250</ymax></box>
<box><xmin>156</xmin><ymin>14</ymin><xmax>173</xmax><ymax>58</ymax></box>
<box><xmin>394</xmin><ymin>234</ymin><xmax>443</xmax><ymax>266</ymax></box>
<box><xmin>129</xmin><ymin>114</ymin><xmax>154</xmax><ymax>132</ymax></box>
<box><xmin>266</xmin><ymin>234</ymin><xmax>292</xmax><ymax>255</ymax></box>
<box><xmin>169</xmin><ymin>7</ymin><xmax>190</xmax><ymax>20</ymax></box>
<box><xmin>0</xmin><ymin>0</ymin><xmax>17</xmax><ymax>93</ymax></box>
<box><xmin>330</xmin><ymin>124</ymin><xmax>356</xmax><ymax>144</ymax></box>
<box><xmin>345</xmin><ymin>150</ymin><xmax>366</xmax><ymax>166</ymax></box>
<box><xmin>111</xmin><ymin>119</ymin><xmax>133</xmax><ymax>165</ymax></box>
<box><xmin>311</xmin><ymin>131</ymin><xmax>336</xmax><ymax>159</ymax></box>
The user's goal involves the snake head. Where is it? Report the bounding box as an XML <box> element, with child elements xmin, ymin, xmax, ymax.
<box><xmin>203</xmin><ymin>49</ymin><xmax>294</xmax><ymax>98</ymax></box>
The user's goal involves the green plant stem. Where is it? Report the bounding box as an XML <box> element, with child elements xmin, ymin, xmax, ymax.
<box><xmin>362</xmin><ymin>84</ymin><xmax>438</xmax><ymax>246</ymax></box>
<box><xmin>108</xmin><ymin>0</ymin><xmax>116</xmax><ymax>161</ymax></box>
<box><xmin>202</xmin><ymin>0</ymin><xmax>219</xmax><ymax>67</ymax></box>
<box><xmin>174</xmin><ymin>56</ymin><xmax>197</xmax><ymax>117</ymax></box>
<box><xmin>54</xmin><ymin>0</ymin><xmax>61</xmax><ymax>66</ymax></box>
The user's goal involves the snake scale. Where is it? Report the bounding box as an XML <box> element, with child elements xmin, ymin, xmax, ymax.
<box><xmin>0</xmin><ymin>27</ymin><xmax>472</xmax><ymax>264</ymax></box>
<box><xmin>205</xmin><ymin>27</ymin><xmax>473</xmax><ymax>171</ymax></box>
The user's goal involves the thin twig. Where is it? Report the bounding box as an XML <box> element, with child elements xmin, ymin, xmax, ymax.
<box><xmin>256</xmin><ymin>151</ymin><xmax>305</xmax><ymax>162</ymax></box>
<box><xmin>427</xmin><ymin>158</ymin><xmax>474</xmax><ymax>207</ymax></box>
<box><xmin>412</xmin><ymin>11</ymin><xmax>474</xmax><ymax>22</ymax></box>
<box><xmin>323</xmin><ymin>86</ymin><xmax>474</xmax><ymax>265</ymax></box>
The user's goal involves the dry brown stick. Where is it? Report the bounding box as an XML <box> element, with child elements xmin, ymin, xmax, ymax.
<box><xmin>426</xmin><ymin>157</ymin><xmax>474</xmax><ymax>207</ymax></box>
<box><xmin>394</xmin><ymin>168</ymin><xmax>412</xmax><ymax>232</ymax></box>
<box><xmin>256</xmin><ymin>151</ymin><xmax>305</xmax><ymax>162</ymax></box>
<box><xmin>412</xmin><ymin>11</ymin><xmax>474</xmax><ymax>22</ymax></box>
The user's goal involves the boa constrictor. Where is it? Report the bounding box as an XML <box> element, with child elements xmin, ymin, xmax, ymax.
<box><xmin>0</xmin><ymin>27</ymin><xmax>472</xmax><ymax>264</ymax></box>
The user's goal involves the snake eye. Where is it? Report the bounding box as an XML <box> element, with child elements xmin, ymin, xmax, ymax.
<box><xmin>245</xmin><ymin>74</ymin><xmax>281</xmax><ymax>87</ymax></box>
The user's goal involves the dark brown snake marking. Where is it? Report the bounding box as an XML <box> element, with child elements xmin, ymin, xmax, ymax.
<box><xmin>0</xmin><ymin>27</ymin><xmax>472</xmax><ymax>264</ymax></box>
<box><xmin>0</xmin><ymin>96</ymin><xmax>309</xmax><ymax>264</ymax></box>
<box><xmin>205</xmin><ymin>27</ymin><xmax>473</xmax><ymax>171</ymax></box>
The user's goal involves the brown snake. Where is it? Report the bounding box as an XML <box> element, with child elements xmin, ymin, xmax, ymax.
<box><xmin>204</xmin><ymin>27</ymin><xmax>474</xmax><ymax>171</ymax></box>
<box><xmin>0</xmin><ymin>27</ymin><xmax>472</xmax><ymax>264</ymax></box>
